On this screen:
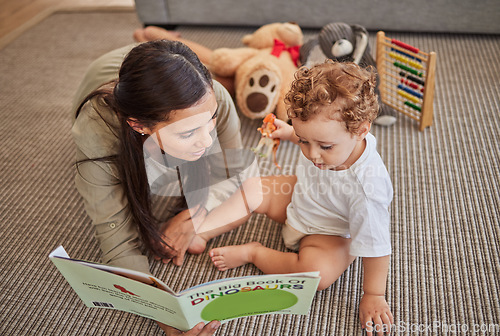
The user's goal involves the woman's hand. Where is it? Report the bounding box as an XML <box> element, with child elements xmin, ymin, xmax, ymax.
<box><xmin>268</xmin><ymin>119</ymin><xmax>298</xmax><ymax>144</ymax></box>
<box><xmin>359</xmin><ymin>294</ymin><xmax>394</xmax><ymax>335</ymax></box>
<box><xmin>156</xmin><ymin>321</ymin><xmax>220</xmax><ymax>335</ymax></box>
<box><xmin>156</xmin><ymin>206</ymin><xmax>208</xmax><ymax>266</ymax></box>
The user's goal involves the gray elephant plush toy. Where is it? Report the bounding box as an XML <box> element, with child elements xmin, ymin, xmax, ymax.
<box><xmin>300</xmin><ymin>22</ymin><xmax>396</xmax><ymax>126</ymax></box>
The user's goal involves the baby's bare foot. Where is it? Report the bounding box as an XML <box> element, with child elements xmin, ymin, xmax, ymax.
<box><xmin>209</xmin><ymin>242</ymin><xmax>262</xmax><ymax>271</ymax></box>
<box><xmin>144</xmin><ymin>26</ymin><xmax>182</xmax><ymax>40</ymax></box>
<box><xmin>133</xmin><ymin>27</ymin><xmax>182</xmax><ymax>42</ymax></box>
<box><xmin>133</xmin><ymin>28</ymin><xmax>147</xmax><ymax>42</ymax></box>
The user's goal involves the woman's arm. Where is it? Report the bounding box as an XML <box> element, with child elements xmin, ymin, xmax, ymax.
<box><xmin>74</xmin><ymin>146</ymin><xmax>151</xmax><ymax>274</ymax></box>
<box><xmin>212</xmin><ymin>80</ymin><xmax>243</xmax><ymax>152</ymax></box>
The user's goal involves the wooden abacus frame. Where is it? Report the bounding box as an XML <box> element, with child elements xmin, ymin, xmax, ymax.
<box><xmin>376</xmin><ymin>31</ymin><xmax>437</xmax><ymax>131</ymax></box>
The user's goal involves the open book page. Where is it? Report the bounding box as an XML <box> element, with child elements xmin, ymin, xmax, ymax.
<box><xmin>49</xmin><ymin>246</ymin><xmax>321</xmax><ymax>331</ymax></box>
<box><xmin>177</xmin><ymin>272</ymin><xmax>321</xmax><ymax>326</ymax></box>
<box><xmin>49</xmin><ymin>246</ymin><xmax>190</xmax><ymax>330</ymax></box>
<box><xmin>50</xmin><ymin>247</ymin><xmax>174</xmax><ymax>293</ymax></box>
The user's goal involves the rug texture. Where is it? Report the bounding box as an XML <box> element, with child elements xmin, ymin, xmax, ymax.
<box><xmin>0</xmin><ymin>11</ymin><xmax>499</xmax><ymax>336</ymax></box>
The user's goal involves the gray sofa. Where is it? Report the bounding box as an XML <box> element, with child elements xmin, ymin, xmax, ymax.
<box><xmin>135</xmin><ymin>0</ymin><xmax>500</xmax><ymax>34</ymax></box>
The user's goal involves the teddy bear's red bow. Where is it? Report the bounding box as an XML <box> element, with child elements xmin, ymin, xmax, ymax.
<box><xmin>271</xmin><ymin>39</ymin><xmax>300</xmax><ymax>66</ymax></box>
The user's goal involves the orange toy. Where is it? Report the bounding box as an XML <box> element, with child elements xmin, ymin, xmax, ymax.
<box><xmin>251</xmin><ymin>113</ymin><xmax>281</xmax><ymax>169</ymax></box>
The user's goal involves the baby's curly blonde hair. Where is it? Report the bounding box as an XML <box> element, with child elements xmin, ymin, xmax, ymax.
<box><xmin>285</xmin><ymin>60</ymin><xmax>379</xmax><ymax>135</ymax></box>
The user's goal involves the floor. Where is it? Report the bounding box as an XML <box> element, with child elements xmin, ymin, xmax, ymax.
<box><xmin>0</xmin><ymin>0</ymin><xmax>134</xmax><ymax>45</ymax></box>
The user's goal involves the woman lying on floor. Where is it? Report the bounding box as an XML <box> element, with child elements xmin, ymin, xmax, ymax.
<box><xmin>72</xmin><ymin>39</ymin><xmax>256</xmax><ymax>335</ymax></box>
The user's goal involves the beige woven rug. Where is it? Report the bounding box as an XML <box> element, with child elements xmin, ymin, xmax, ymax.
<box><xmin>0</xmin><ymin>11</ymin><xmax>499</xmax><ymax>335</ymax></box>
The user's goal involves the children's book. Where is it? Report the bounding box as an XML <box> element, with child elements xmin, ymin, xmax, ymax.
<box><xmin>49</xmin><ymin>246</ymin><xmax>320</xmax><ymax>331</ymax></box>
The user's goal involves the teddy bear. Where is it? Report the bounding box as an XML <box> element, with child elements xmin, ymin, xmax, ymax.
<box><xmin>300</xmin><ymin>22</ymin><xmax>396</xmax><ymax>126</ymax></box>
<box><xmin>209</xmin><ymin>22</ymin><xmax>303</xmax><ymax>121</ymax></box>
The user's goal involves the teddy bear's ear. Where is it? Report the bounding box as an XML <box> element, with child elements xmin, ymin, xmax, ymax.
<box><xmin>241</xmin><ymin>23</ymin><xmax>278</xmax><ymax>49</ymax></box>
<box><xmin>276</xmin><ymin>22</ymin><xmax>303</xmax><ymax>47</ymax></box>
<box><xmin>350</xmin><ymin>24</ymin><xmax>377</xmax><ymax>68</ymax></box>
<box><xmin>242</xmin><ymin>23</ymin><xmax>303</xmax><ymax>49</ymax></box>
<box><xmin>242</xmin><ymin>31</ymin><xmax>274</xmax><ymax>49</ymax></box>
<box><xmin>350</xmin><ymin>24</ymin><xmax>369</xmax><ymax>64</ymax></box>
<box><xmin>241</xmin><ymin>34</ymin><xmax>253</xmax><ymax>46</ymax></box>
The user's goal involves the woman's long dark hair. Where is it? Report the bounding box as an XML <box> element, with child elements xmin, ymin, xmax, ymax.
<box><xmin>75</xmin><ymin>40</ymin><xmax>213</xmax><ymax>259</ymax></box>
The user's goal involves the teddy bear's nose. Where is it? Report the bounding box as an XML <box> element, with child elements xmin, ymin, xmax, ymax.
<box><xmin>246</xmin><ymin>92</ymin><xmax>269</xmax><ymax>113</ymax></box>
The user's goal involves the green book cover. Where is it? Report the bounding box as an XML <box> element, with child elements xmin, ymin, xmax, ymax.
<box><xmin>49</xmin><ymin>246</ymin><xmax>320</xmax><ymax>331</ymax></box>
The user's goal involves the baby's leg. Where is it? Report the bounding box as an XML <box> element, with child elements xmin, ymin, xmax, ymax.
<box><xmin>297</xmin><ymin>235</ymin><xmax>356</xmax><ymax>290</ymax></box>
<box><xmin>197</xmin><ymin>175</ymin><xmax>296</xmax><ymax>234</ymax></box>
<box><xmin>133</xmin><ymin>26</ymin><xmax>236</xmax><ymax>95</ymax></box>
<box><xmin>211</xmin><ymin>242</ymin><xmax>307</xmax><ymax>272</ymax></box>
<box><xmin>133</xmin><ymin>26</ymin><xmax>182</xmax><ymax>42</ymax></box>
<box><xmin>210</xmin><ymin>242</ymin><xmax>263</xmax><ymax>270</ymax></box>
<box><xmin>211</xmin><ymin>235</ymin><xmax>355</xmax><ymax>290</ymax></box>
<box><xmin>133</xmin><ymin>26</ymin><xmax>213</xmax><ymax>64</ymax></box>
<box><xmin>189</xmin><ymin>175</ymin><xmax>296</xmax><ymax>252</ymax></box>
<box><xmin>133</xmin><ymin>26</ymin><xmax>235</xmax><ymax>95</ymax></box>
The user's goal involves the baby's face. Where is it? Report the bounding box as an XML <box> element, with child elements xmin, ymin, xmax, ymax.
<box><xmin>292</xmin><ymin>114</ymin><xmax>368</xmax><ymax>170</ymax></box>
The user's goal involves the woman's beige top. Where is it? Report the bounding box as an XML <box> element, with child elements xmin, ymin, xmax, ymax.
<box><xmin>71</xmin><ymin>44</ymin><xmax>242</xmax><ymax>274</ymax></box>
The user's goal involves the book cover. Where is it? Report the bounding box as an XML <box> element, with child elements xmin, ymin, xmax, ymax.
<box><xmin>49</xmin><ymin>246</ymin><xmax>320</xmax><ymax>331</ymax></box>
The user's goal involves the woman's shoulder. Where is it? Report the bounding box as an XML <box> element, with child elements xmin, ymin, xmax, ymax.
<box><xmin>212</xmin><ymin>80</ymin><xmax>242</xmax><ymax>147</ymax></box>
<box><xmin>71</xmin><ymin>44</ymin><xmax>137</xmax><ymax>115</ymax></box>
<box><xmin>72</xmin><ymin>96</ymin><xmax>121</xmax><ymax>158</ymax></box>
<box><xmin>212</xmin><ymin>79</ymin><xmax>232</xmax><ymax>104</ymax></box>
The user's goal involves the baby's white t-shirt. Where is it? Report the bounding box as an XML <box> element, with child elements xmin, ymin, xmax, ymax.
<box><xmin>286</xmin><ymin>133</ymin><xmax>393</xmax><ymax>257</ymax></box>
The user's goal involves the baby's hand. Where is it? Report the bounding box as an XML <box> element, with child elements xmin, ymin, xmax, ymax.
<box><xmin>268</xmin><ymin>119</ymin><xmax>297</xmax><ymax>143</ymax></box>
<box><xmin>359</xmin><ymin>294</ymin><xmax>393</xmax><ymax>336</ymax></box>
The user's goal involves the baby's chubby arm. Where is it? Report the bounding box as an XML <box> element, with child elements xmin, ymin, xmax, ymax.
<box><xmin>359</xmin><ymin>255</ymin><xmax>394</xmax><ymax>336</ymax></box>
<box><xmin>268</xmin><ymin>119</ymin><xmax>299</xmax><ymax>144</ymax></box>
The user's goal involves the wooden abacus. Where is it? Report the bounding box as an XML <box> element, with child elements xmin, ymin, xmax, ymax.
<box><xmin>376</xmin><ymin>31</ymin><xmax>437</xmax><ymax>131</ymax></box>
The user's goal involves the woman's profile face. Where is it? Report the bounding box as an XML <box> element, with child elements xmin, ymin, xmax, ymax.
<box><xmin>149</xmin><ymin>90</ymin><xmax>218</xmax><ymax>161</ymax></box>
